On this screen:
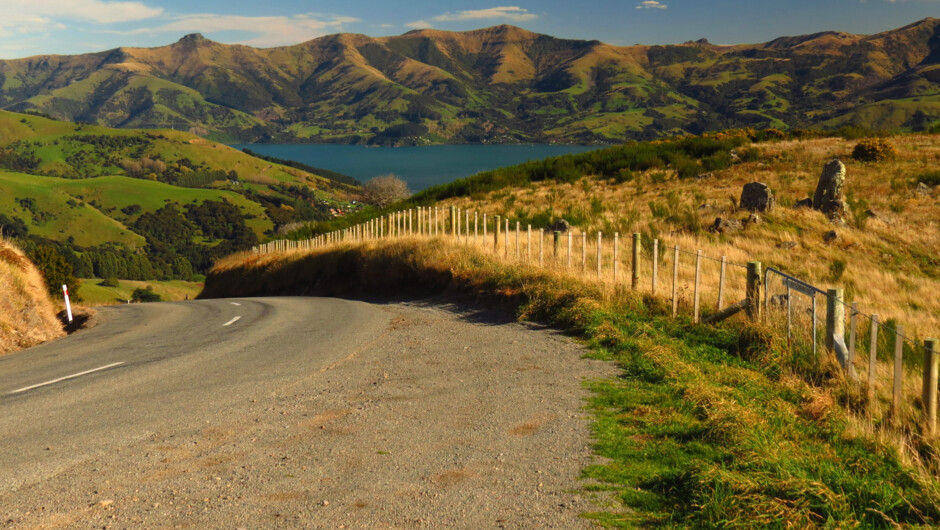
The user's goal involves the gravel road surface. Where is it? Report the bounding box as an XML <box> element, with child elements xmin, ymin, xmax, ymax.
<box><xmin>0</xmin><ymin>297</ymin><xmax>613</xmax><ymax>528</ymax></box>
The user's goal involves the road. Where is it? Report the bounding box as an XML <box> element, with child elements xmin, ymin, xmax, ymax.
<box><xmin>0</xmin><ymin>297</ymin><xmax>612</xmax><ymax>528</ymax></box>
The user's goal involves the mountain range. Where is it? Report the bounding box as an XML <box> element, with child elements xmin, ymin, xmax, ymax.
<box><xmin>1</xmin><ymin>19</ymin><xmax>939</xmax><ymax>144</ymax></box>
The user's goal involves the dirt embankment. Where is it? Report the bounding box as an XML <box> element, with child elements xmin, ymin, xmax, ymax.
<box><xmin>0</xmin><ymin>240</ymin><xmax>64</xmax><ymax>355</ymax></box>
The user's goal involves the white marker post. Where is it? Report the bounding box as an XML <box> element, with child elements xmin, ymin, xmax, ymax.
<box><xmin>62</xmin><ymin>284</ymin><xmax>73</xmax><ymax>323</ymax></box>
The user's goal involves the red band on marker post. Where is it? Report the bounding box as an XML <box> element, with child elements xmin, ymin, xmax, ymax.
<box><xmin>62</xmin><ymin>284</ymin><xmax>73</xmax><ymax>323</ymax></box>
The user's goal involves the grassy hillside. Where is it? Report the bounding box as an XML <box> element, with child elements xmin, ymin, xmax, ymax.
<box><xmin>78</xmin><ymin>278</ymin><xmax>202</xmax><ymax>305</ymax></box>
<box><xmin>0</xmin><ymin>110</ymin><xmax>360</xmax><ymax>299</ymax></box>
<box><xmin>2</xmin><ymin>21</ymin><xmax>940</xmax><ymax>144</ymax></box>
<box><xmin>0</xmin><ymin>238</ymin><xmax>63</xmax><ymax>355</ymax></box>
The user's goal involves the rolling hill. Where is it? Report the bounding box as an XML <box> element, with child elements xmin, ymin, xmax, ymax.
<box><xmin>1</xmin><ymin>20</ymin><xmax>939</xmax><ymax>144</ymax></box>
<box><xmin>0</xmin><ymin>110</ymin><xmax>359</xmax><ymax>287</ymax></box>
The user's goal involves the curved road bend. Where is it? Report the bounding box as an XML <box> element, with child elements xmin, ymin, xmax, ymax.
<box><xmin>0</xmin><ymin>297</ymin><xmax>612</xmax><ymax>528</ymax></box>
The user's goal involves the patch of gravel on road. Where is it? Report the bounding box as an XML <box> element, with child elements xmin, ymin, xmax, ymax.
<box><xmin>2</xmin><ymin>300</ymin><xmax>616</xmax><ymax>528</ymax></box>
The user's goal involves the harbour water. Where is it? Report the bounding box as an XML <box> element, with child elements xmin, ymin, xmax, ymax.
<box><xmin>230</xmin><ymin>144</ymin><xmax>598</xmax><ymax>191</ymax></box>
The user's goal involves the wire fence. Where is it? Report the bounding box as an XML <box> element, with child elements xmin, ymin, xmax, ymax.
<box><xmin>255</xmin><ymin>204</ymin><xmax>940</xmax><ymax>436</ymax></box>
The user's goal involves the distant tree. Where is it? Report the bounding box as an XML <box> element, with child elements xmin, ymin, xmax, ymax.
<box><xmin>910</xmin><ymin>110</ymin><xmax>930</xmax><ymax>132</ymax></box>
<box><xmin>361</xmin><ymin>174</ymin><xmax>410</xmax><ymax>208</ymax></box>
<box><xmin>0</xmin><ymin>214</ymin><xmax>29</xmax><ymax>238</ymax></box>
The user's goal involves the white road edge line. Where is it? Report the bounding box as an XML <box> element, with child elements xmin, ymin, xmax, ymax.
<box><xmin>9</xmin><ymin>362</ymin><xmax>125</xmax><ymax>395</ymax></box>
<box><xmin>223</xmin><ymin>316</ymin><xmax>242</xmax><ymax>327</ymax></box>
<box><xmin>230</xmin><ymin>302</ymin><xmax>241</xmax><ymax>306</ymax></box>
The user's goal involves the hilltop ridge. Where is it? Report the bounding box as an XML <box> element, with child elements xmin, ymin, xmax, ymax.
<box><xmin>1</xmin><ymin>20</ymin><xmax>939</xmax><ymax>143</ymax></box>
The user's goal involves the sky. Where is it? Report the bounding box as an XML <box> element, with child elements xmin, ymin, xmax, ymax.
<box><xmin>1</xmin><ymin>0</ymin><xmax>938</xmax><ymax>59</ymax></box>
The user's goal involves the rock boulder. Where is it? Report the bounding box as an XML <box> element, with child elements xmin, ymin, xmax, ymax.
<box><xmin>739</xmin><ymin>182</ymin><xmax>775</xmax><ymax>212</ymax></box>
<box><xmin>813</xmin><ymin>159</ymin><xmax>851</xmax><ymax>223</ymax></box>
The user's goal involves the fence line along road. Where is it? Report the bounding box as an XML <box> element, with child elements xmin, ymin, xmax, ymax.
<box><xmin>254</xmin><ymin>205</ymin><xmax>939</xmax><ymax>437</ymax></box>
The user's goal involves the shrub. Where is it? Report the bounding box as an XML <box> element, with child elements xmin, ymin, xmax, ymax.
<box><xmin>852</xmin><ymin>138</ymin><xmax>897</xmax><ymax>162</ymax></box>
<box><xmin>132</xmin><ymin>286</ymin><xmax>161</xmax><ymax>303</ymax></box>
<box><xmin>736</xmin><ymin>147</ymin><xmax>761</xmax><ymax>162</ymax></box>
<box><xmin>361</xmin><ymin>174</ymin><xmax>411</xmax><ymax>208</ymax></box>
<box><xmin>99</xmin><ymin>277</ymin><xmax>120</xmax><ymax>287</ymax></box>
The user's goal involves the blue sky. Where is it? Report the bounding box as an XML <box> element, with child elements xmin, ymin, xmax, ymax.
<box><xmin>1</xmin><ymin>0</ymin><xmax>938</xmax><ymax>59</ymax></box>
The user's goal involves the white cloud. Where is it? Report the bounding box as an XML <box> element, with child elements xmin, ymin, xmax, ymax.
<box><xmin>636</xmin><ymin>1</ymin><xmax>668</xmax><ymax>9</ymax></box>
<box><xmin>0</xmin><ymin>0</ymin><xmax>162</xmax><ymax>37</ymax></box>
<box><xmin>406</xmin><ymin>6</ymin><xmax>538</xmax><ymax>28</ymax></box>
<box><xmin>405</xmin><ymin>20</ymin><xmax>433</xmax><ymax>29</ymax></box>
<box><xmin>118</xmin><ymin>13</ymin><xmax>360</xmax><ymax>47</ymax></box>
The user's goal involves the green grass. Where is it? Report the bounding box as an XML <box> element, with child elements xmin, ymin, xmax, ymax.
<box><xmin>78</xmin><ymin>278</ymin><xmax>203</xmax><ymax>305</ymax></box>
<box><xmin>0</xmin><ymin>171</ymin><xmax>273</xmax><ymax>245</ymax></box>
<box><xmin>0</xmin><ymin>171</ymin><xmax>143</xmax><ymax>247</ymax></box>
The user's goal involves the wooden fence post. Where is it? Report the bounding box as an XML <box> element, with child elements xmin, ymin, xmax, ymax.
<box><xmin>924</xmin><ymin>338</ymin><xmax>939</xmax><ymax>436</ymax></box>
<box><xmin>717</xmin><ymin>256</ymin><xmax>727</xmax><ymax>311</ymax></box>
<box><xmin>632</xmin><ymin>233</ymin><xmax>640</xmax><ymax>289</ymax></box>
<box><xmin>693</xmin><ymin>250</ymin><xmax>702</xmax><ymax>323</ymax></box>
<box><xmin>553</xmin><ymin>231</ymin><xmax>560</xmax><ymax>260</ymax></box>
<box><xmin>474</xmin><ymin>211</ymin><xmax>479</xmax><ymax>243</ymax></box>
<box><xmin>527</xmin><ymin>225</ymin><xmax>532</xmax><ymax>262</ymax></box>
<box><xmin>671</xmin><ymin>245</ymin><xmax>679</xmax><ymax>318</ymax></box>
<box><xmin>868</xmin><ymin>315</ymin><xmax>879</xmax><ymax>405</ymax></box>
<box><xmin>745</xmin><ymin>261</ymin><xmax>762</xmax><ymax>322</ymax></box>
<box><xmin>504</xmin><ymin>219</ymin><xmax>509</xmax><ymax>258</ymax></box>
<box><xmin>596</xmin><ymin>232</ymin><xmax>603</xmax><ymax>280</ymax></box>
<box><xmin>826</xmin><ymin>288</ymin><xmax>847</xmax><ymax>369</ymax></box>
<box><xmin>483</xmin><ymin>213</ymin><xmax>487</xmax><ymax>246</ymax></box>
<box><xmin>581</xmin><ymin>232</ymin><xmax>587</xmax><ymax>274</ymax></box>
<box><xmin>515</xmin><ymin>222</ymin><xmax>520</xmax><ymax>258</ymax></box>
<box><xmin>567</xmin><ymin>231</ymin><xmax>572</xmax><ymax>268</ymax></box>
<box><xmin>652</xmin><ymin>239</ymin><xmax>658</xmax><ymax>294</ymax></box>
<box><xmin>494</xmin><ymin>215</ymin><xmax>500</xmax><ymax>252</ymax></box>
<box><xmin>539</xmin><ymin>229</ymin><xmax>544</xmax><ymax>267</ymax></box>
<box><xmin>848</xmin><ymin>302</ymin><xmax>858</xmax><ymax>365</ymax></box>
<box><xmin>892</xmin><ymin>325</ymin><xmax>904</xmax><ymax>426</ymax></box>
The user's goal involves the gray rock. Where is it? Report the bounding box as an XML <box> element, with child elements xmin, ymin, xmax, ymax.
<box><xmin>746</xmin><ymin>213</ymin><xmax>762</xmax><ymax>225</ymax></box>
<box><xmin>813</xmin><ymin>159</ymin><xmax>851</xmax><ymax>223</ymax></box>
<box><xmin>777</xmin><ymin>241</ymin><xmax>798</xmax><ymax>250</ymax></box>
<box><xmin>708</xmin><ymin>217</ymin><xmax>744</xmax><ymax>234</ymax></box>
<box><xmin>917</xmin><ymin>182</ymin><xmax>932</xmax><ymax>195</ymax></box>
<box><xmin>794</xmin><ymin>198</ymin><xmax>813</xmax><ymax>209</ymax></box>
<box><xmin>739</xmin><ymin>182</ymin><xmax>775</xmax><ymax>212</ymax></box>
<box><xmin>549</xmin><ymin>219</ymin><xmax>571</xmax><ymax>233</ymax></box>
<box><xmin>823</xmin><ymin>230</ymin><xmax>838</xmax><ymax>243</ymax></box>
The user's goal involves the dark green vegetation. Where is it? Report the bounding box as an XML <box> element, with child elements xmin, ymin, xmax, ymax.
<box><xmin>2</xmin><ymin>21</ymin><xmax>940</xmax><ymax>144</ymax></box>
<box><xmin>411</xmin><ymin>131</ymin><xmax>755</xmax><ymax>202</ymax></box>
<box><xmin>0</xmin><ymin>111</ymin><xmax>358</xmax><ymax>296</ymax></box>
<box><xmin>205</xmin><ymin>240</ymin><xmax>940</xmax><ymax>527</ymax></box>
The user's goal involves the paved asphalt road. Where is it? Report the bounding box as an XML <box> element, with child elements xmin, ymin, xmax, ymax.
<box><xmin>0</xmin><ymin>297</ymin><xmax>611</xmax><ymax>528</ymax></box>
<box><xmin>0</xmin><ymin>297</ymin><xmax>390</xmax><ymax>491</ymax></box>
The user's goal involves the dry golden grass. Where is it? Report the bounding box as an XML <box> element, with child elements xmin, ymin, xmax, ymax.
<box><xmin>0</xmin><ymin>237</ymin><xmax>64</xmax><ymax>355</ymax></box>
<box><xmin>442</xmin><ymin>134</ymin><xmax>940</xmax><ymax>336</ymax></box>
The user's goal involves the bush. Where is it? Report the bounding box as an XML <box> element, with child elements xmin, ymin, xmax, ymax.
<box><xmin>852</xmin><ymin>138</ymin><xmax>897</xmax><ymax>162</ymax></box>
<box><xmin>29</xmin><ymin>246</ymin><xmax>79</xmax><ymax>297</ymax></box>
<box><xmin>131</xmin><ymin>286</ymin><xmax>161</xmax><ymax>303</ymax></box>
<box><xmin>99</xmin><ymin>277</ymin><xmax>120</xmax><ymax>287</ymax></box>
<box><xmin>361</xmin><ymin>174</ymin><xmax>411</xmax><ymax>208</ymax></box>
